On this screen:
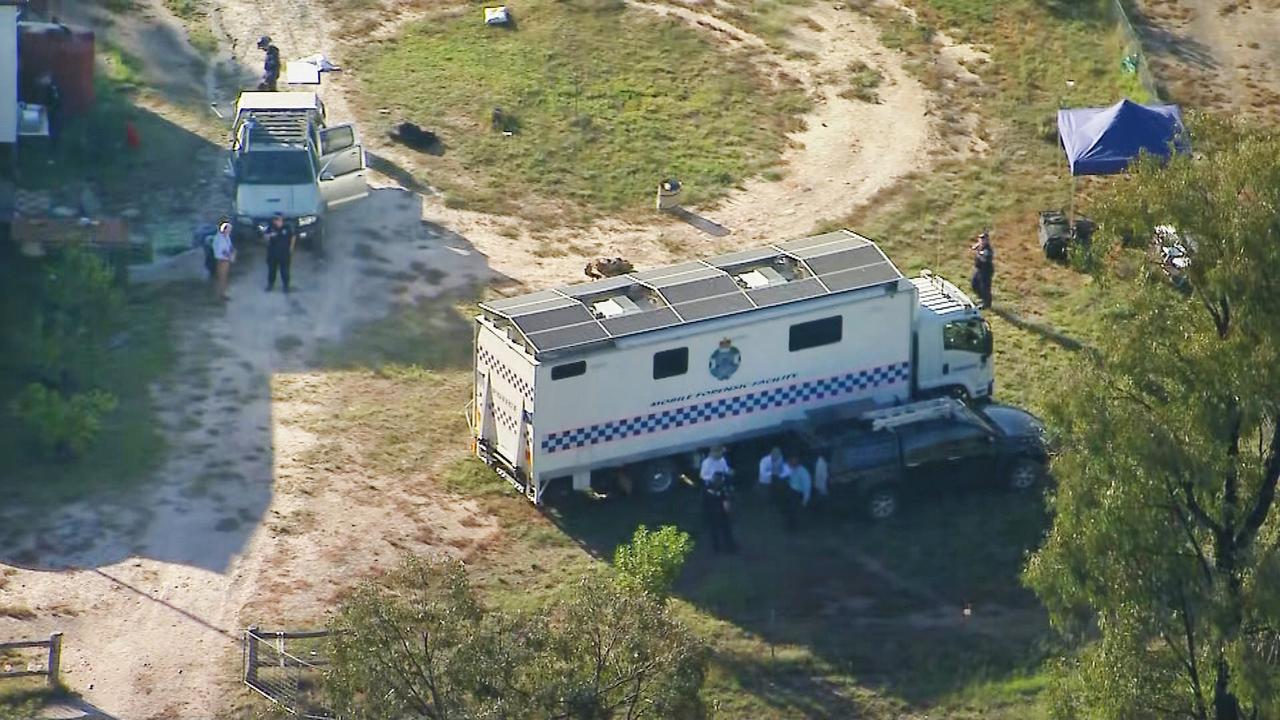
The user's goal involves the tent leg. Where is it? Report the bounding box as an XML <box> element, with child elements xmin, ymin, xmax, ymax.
<box><xmin>1068</xmin><ymin>176</ymin><xmax>1077</xmax><ymax>230</ymax></box>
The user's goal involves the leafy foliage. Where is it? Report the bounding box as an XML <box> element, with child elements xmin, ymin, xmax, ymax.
<box><xmin>1025</xmin><ymin>115</ymin><xmax>1280</xmax><ymax>720</ymax></box>
<box><xmin>326</xmin><ymin>555</ymin><xmax>707</xmax><ymax>719</ymax></box>
<box><xmin>9</xmin><ymin>384</ymin><xmax>118</xmax><ymax>459</ymax></box>
<box><xmin>613</xmin><ymin>525</ymin><xmax>693</xmax><ymax>601</ymax></box>
<box><xmin>1</xmin><ymin>249</ymin><xmax>126</xmax><ymax>461</ymax></box>
<box><xmin>4</xmin><ymin>249</ymin><xmax>124</xmax><ymax>392</ymax></box>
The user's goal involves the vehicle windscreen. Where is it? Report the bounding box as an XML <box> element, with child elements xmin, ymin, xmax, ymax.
<box><xmin>238</xmin><ymin>151</ymin><xmax>313</xmax><ymax>185</ymax></box>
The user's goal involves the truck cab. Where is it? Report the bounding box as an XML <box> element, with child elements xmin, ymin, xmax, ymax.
<box><xmin>910</xmin><ymin>272</ymin><xmax>994</xmax><ymax>401</ymax></box>
<box><xmin>227</xmin><ymin>91</ymin><xmax>369</xmax><ymax>249</ymax></box>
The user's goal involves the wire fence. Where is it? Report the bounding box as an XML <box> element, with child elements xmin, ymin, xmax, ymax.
<box><xmin>242</xmin><ymin>627</ymin><xmax>334</xmax><ymax>719</ymax></box>
<box><xmin>1109</xmin><ymin>0</ymin><xmax>1162</xmax><ymax>101</ymax></box>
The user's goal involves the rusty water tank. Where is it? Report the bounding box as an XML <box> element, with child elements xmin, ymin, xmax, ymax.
<box><xmin>18</xmin><ymin>21</ymin><xmax>94</xmax><ymax>117</ymax></box>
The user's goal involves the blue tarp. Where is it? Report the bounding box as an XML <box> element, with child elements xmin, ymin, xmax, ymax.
<box><xmin>1057</xmin><ymin>99</ymin><xmax>1186</xmax><ymax>176</ymax></box>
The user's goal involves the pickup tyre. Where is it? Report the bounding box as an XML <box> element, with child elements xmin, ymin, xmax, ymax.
<box><xmin>865</xmin><ymin>484</ymin><xmax>900</xmax><ymax>520</ymax></box>
<box><xmin>1007</xmin><ymin>458</ymin><xmax>1043</xmax><ymax>491</ymax></box>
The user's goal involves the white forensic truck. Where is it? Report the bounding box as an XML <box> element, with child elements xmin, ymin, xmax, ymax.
<box><xmin>470</xmin><ymin>229</ymin><xmax>995</xmax><ymax>503</ymax></box>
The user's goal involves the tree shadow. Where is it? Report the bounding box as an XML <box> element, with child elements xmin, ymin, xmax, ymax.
<box><xmin>545</xmin><ymin>474</ymin><xmax>1053</xmax><ymax>708</ymax></box>
<box><xmin>1123</xmin><ymin>4</ymin><xmax>1220</xmax><ymax>72</ymax></box>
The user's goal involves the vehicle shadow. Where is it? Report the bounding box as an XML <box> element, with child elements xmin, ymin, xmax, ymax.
<box><xmin>545</xmin><ymin>476</ymin><xmax>1052</xmax><ymax>710</ymax></box>
<box><xmin>667</xmin><ymin>206</ymin><xmax>730</xmax><ymax>237</ymax></box>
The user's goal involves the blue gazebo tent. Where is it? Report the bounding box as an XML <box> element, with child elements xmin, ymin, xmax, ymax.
<box><xmin>1057</xmin><ymin>99</ymin><xmax>1186</xmax><ymax>176</ymax></box>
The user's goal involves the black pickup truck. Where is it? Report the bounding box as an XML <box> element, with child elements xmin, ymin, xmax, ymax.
<box><xmin>793</xmin><ymin>402</ymin><xmax>1050</xmax><ymax>520</ymax></box>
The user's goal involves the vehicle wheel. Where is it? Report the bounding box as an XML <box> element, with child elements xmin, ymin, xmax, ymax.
<box><xmin>947</xmin><ymin>386</ymin><xmax>971</xmax><ymax>402</ymax></box>
<box><xmin>1008</xmin><ymin>459</ymin><xmax>1042</xmax><ymax>491</ymax></box>
<box><xmin>640</xmin><ymin>462</ymin><xmax>677</xmax><ymax>494</ymax></box>
<box><xmin>865</xmin><ymin>486</ymin><xmax>899</xmax><ymax>521</ymax></box>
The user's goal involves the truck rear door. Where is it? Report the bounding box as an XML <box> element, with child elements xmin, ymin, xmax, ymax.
<box><xmin>318</xmin><ymin>124</ymin><xmax>369</xmax><ymax>208</ymax></box>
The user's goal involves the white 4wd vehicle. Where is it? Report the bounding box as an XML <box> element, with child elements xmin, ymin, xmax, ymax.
<box><xmin>227</xmin><ymin>91</ymin><xmax>369</xmax><ymax>250</ymax></box>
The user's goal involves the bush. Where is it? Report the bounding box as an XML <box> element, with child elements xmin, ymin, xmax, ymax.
<box><xmin>10</xmin><ymin>383</ymin><xmax>118</xmax><ymax>459</ymax></box>
<box><xmin>4</xmin><ymin>249</ymin><xmax>124</xmax><ymax>391</ymax></box>
<box><xmin>327</xmin><ymin>556</ymin><xmax>708</xmax><ymax>720</ymax></box>
<box><xmin>613</xmin><ymin>525</ymin><xmax>693</xmax><ymax>601</ymax></box>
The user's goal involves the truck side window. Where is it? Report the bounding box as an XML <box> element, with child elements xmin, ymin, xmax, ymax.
<box><xmin>943</xmin><ymin>320</ymin><xmax>986</xmax><ymax>353</ymax></box>
<box><xmin>551</xmin><ymin>361</ymin><xmax>586</xmax><ymax>380</ymax></box>
<box><xmin>653</xmin><ymin>348</ymin><xmax>689</xmax><ymax>379</ymax></box>
<box><xmin>789</xmin><ymin>316</ymin><xmax>842</xmax><ymax>352</ymax></box>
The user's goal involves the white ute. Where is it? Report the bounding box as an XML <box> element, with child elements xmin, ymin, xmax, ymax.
<box><xmin>469</xmin><ymin>229</ymin><xmax>994</xmax><ymax>503</ymax></box>
<box><xmin>227</xmin><ymin>91</ymin><xmax>369</xmax><ymax>249</ymax></box>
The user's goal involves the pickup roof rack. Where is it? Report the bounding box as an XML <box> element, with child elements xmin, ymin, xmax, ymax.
<box><xmin>239</xmin><ymin>110</ymin><xmax>311</xmax><ymax>148</ymax></box>
<box><xmin>860</xmin><ymin>398</ymin><xmax>967</xmax><ymax>432</ymax></box>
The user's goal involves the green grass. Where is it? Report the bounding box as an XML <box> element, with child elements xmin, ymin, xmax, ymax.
<box><xmin>838</xmin><ymin>60</ymin><xmax>885</xmax><ymax>102</ymax></box>
<box><xmin>837</xmin><ymin>0</ymin><xmax>1157</xmax><ymax>418</ymax></box>
<box><xmin>351</xmin><ymin>0</ymin><xmax>809</xmax><ymax>217</ymax></box>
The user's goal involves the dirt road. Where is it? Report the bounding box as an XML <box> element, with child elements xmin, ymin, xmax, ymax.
<box><xmin>1137</xmin><ymin>0</ymin><xmax>1280</xmax><ymax>119</ymax></box>
<box><xmin>0</xmin><ymin>0</ymin><xmax>979</xmax><ymax>716</ymax></box>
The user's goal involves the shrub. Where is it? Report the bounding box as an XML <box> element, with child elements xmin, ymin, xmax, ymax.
<box><xmin>10</xmin><ymin>383</ymin><xmax>119</xmax><ymax>459</ymax></box>
<box><xmin>613</xmin><ymin>525</ymin><xmax>694</xmax><ymax>601</ymax></box>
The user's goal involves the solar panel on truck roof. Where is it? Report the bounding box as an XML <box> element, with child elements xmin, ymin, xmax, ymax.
<box><xmin>479</xmin><ymin>229</ymin><xmax>904</xmax><ymax>356</ymax></box>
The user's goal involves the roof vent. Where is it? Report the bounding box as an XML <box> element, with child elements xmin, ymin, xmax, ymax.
<box><xmin>592</xmin><ymin>295</ymin><xmax>641</xmax><ymax>318</ymax></box>
<box><xmin>736</xmin><ymin>266</ymin><xmax>788</xmax><ymax>290</ymax></box>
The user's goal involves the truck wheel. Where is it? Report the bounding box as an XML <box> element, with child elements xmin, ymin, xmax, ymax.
<box><xmin>640</xmin><ymin>462</ymin><xmax>677</xmax><ymax>494</ymax></box>
<box><xmin>865</xmin><ymin>486</ymin><xmax>899</xmax><ymax>521</ymax></box>
<box><xmin>1008</xmin><ymin>460</ymin><xmax>1042</xmax><ymax>491</ymax></box>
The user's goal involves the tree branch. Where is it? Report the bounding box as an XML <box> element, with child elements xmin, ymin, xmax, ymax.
<box><xmin>1238</xmin><ymin>420</ymin><xmax>1280</xmax><ymax>549</ymax></box>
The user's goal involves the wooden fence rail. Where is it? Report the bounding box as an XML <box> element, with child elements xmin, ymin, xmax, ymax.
<box><xmin>0</xmin><ymin>632</ymin><xmax>63</xmax><ymax>687</ymax></box>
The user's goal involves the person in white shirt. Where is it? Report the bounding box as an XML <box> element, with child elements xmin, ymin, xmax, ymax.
<box><xmin>700</xmin><ymin>446</ymin><xmax>732</xmax><ymax>486</ymax></box>
<box><xmin>783</xmin><ymin>455</ymin><xmax>812</xmax><ymax>533</ymax></box>
<box><xmin>211</xmin><ymin>221</ymin><xmax>236</xmax><ymax>302</ymax></box>
<box><xmin>758</xmin><ymin>446</ymin><xmax>790</xmax><ymax>503</ymax></box>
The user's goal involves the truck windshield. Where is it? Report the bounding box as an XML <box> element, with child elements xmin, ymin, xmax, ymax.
<box><xmin>943</xmin><ymin>319</ymin><xmax>991</xmax><ymax>354</ymax></box>
<box><xmin>238</xmin><ymin>151</ymin><xmax>314</xmax><ymax>185</ymax></box>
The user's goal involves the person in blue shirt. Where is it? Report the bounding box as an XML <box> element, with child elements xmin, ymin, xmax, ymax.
<box><xmin>783</xmin><ymin>455</ymin><xmax>812</xmax><ymax>533</ymax></box>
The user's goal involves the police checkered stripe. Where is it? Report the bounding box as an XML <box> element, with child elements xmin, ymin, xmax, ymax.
<box><xmin>477</xmin><ymin>346</ymin><xmax>533</xmax><ymax>399</ymax></box>
<box><xmin>541</xmin><ymin>362</ymin><xmax>910</xmax><ymax>454</ymax></box>
<box><xmin>492</xmin><ymin>402</ymin><xmax>519</xmax><ymax>432</ymax></box>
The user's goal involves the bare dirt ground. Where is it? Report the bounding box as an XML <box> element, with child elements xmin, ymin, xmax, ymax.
<box><xmin>0</xmin><ymin>0</ymin><xmax>988</xmax><ymax>717</ymax></box>
<box><xmin>1136</xmin><ymin>0</ymin><xmax>1280</xmax><ymax>119</ymax></box>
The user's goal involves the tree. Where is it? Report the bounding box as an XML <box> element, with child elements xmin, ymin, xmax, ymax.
<box><xmin>1025</xmin><ymin>115</ymin><xmax>1280</xmax><ymax>720</ymax></box>
<box><xmin>326</xmin><ymin>554</ymin><xmax>707</xmax><ymax>719</ymax></box>
<box><xmin>612</xmin><ymin>525</ymin><xmax>693</xmax><ymax>601</ymax></box>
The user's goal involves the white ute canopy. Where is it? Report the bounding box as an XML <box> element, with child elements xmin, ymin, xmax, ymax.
<box><xmin>480</xmin><ymin>229</ymin><xmax>905</xmax><ymax>358</ymax></box>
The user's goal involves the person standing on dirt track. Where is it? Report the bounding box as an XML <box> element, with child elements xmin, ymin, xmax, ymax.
<box><xmin>263</xmin><ymin>214</ymin><xmax>295</xmax><ymax>293</ymax></box>
<box><xmin>257</xmin><ymin>35</ymin><xmax>281</xmax><ymax>92</ymax></box>
<box><xmin>211</xmin><ymin>221</ymin><xmax>236</xmax><ymax>302</ymax></box>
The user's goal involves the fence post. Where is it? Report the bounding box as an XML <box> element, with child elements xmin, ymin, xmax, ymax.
<box><xmin>245</xmin><ymin>626</ymin><xmax>259</xmax><ymax>686</ymax></box>
<box><xmin>46</xmin><ymin>633</ymin><xmax>62</xmax><ymax>688</ymax></box>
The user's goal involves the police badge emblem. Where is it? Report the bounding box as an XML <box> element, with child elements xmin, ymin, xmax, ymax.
<box><xmin>708</xmin><ymin>338</ymin><xmax>741</xmax><ymax>381</ymax></box>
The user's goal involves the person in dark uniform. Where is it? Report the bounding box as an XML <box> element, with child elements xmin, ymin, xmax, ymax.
<box><xmin>701</xmin><ymin>473</ymin><xmax>737</xmax><ymax>554</ymax></box>
<box><xmin>257</xmin><ymin>35</ymin><xmax>281</xmax><ymax>92</ymax></box>
<box><xmin>970</xmin><ymin>230</ymin><xmax>995</xmax><ymax>310</ymax></box>
<box><xmin>263</xmin><ymin>214</ymin><xmax>295</xmax><ymax>293</ymax></box>
<box><xmin>42</xmin><ymin>74</ymin><xmax>62</xmax><ymax>147</ymax></box>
